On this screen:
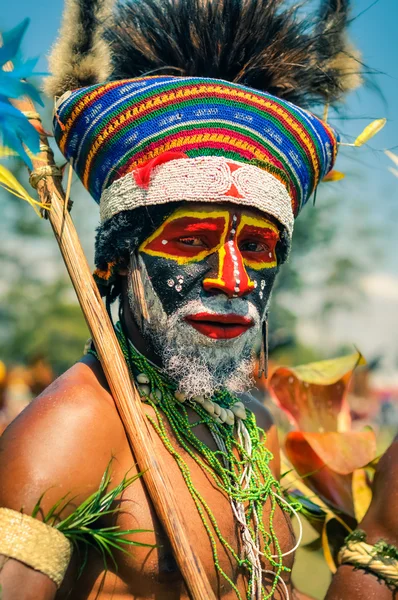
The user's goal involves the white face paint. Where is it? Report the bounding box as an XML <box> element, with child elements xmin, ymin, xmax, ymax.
<box><xmin>128</xmin><ymin>256</ymin><xmax>262</xmax><ymax>398</ymax></box>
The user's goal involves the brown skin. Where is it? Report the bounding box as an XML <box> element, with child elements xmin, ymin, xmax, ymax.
<box><xmin>0</xmin><ymin>213</ymin><xmax>397</xmax><ymax>598</ymax></box>
<box><xmin>0</xmin><ymin>357</ymin><xmax>292</xmax><ymax>599</ymax></box>
<box><xmin>2</xmin><ymin>302</ymin><xmax>396</xmax><ymax>600</ymax></box>
<box><xmin>0</xmin><ymin>285</ymin><xmax>295</xmax><ymax>599</ymax></box>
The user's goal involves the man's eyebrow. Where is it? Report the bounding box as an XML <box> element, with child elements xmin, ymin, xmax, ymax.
<box><xmin>239</xmin><ymin>225</ymin><xmax>280</xmax><ymax>238</ymax></box>
<box><xmin>182</xmin><ymin>222</ymin><xmax>220</xmax><ymax>232</ymax></box>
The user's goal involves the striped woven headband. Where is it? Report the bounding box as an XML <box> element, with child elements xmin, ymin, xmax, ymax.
<box><xmin>54</xmin><ymin>75</ymin><xmax>338</xmax><ymax>236</ymax></box>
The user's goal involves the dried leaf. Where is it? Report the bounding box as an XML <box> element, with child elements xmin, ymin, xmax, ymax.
<box><xmin>352</xmin><ymin>468</ymin><xmax>372</xmax><ymax>522</ymax></box>
<box><xmin>321</xmin><ymin>513</ymin><xmax>351</xmax><ymax>573</ymax></box>
<box><xmin>322</xmin><ymin>170</ymin><xmax>345</xmax><ymax>182</ymax></box>
<box><xmin>354</xmin><ymin>118</ymin><xmax>386</xmax><ymax>147</ymax></box>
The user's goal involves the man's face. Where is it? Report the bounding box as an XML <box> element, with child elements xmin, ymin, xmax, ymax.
<box><xmin>128</xmin><ymin>203</ymin><xmax>280</xmax><ymax>397</ymax></box>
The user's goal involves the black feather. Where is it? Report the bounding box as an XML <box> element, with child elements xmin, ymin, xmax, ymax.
<box><xmin>105</xmin><ymin>0</ymin><xmax>360</xmax><ymax>107</ymax></box>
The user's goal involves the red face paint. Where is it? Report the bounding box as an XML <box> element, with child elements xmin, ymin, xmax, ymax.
<box><xmin>139</xmin><ymin>205</ymin><xmax>280</xmax><ymax>340</ymax></box>
<box><xmin>185</xmin><ymin>313</ymin><xmax>253</xmax><ymax>339</ymax></box>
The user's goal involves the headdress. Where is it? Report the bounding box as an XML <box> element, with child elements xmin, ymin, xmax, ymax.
<box><xmin>46</xmin><ymin>0</ymin><xmax>361</xmax><ymax>279</ymax></box>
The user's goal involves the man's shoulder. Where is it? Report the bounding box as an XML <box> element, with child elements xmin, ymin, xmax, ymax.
<box><xmin>240</xmin><ymin>391</ymin><xmax>280</xmax><ymax>478</ymax></box>
<box><xmin>0</xmin><ymin>355</ymin><xmax>127</xmax><ymax>516</ymax></box>
<box><xmin>240</xmin><ymin>391</ymin><xmax>274</xmax><ymax>432</ymax></box>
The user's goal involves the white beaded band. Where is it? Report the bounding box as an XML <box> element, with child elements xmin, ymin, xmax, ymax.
<box><xmin>100</xmin><ymin>156</ymin><xmax>294</xmax><ymax>236</ymax></box>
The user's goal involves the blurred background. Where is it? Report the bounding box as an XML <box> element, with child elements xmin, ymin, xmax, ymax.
<box><xmin>0</xmin><ymin>1</ymin><xmax>397</xmax><ymax>597</ymax></box>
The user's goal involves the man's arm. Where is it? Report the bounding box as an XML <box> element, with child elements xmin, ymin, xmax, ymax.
<box><xmin>325</xmin><ymin>439</ymin><xmax>398</xmax><ymax>599</ymax></box>
<box><xmin>0</xmin><ymin>360</ymin><xmax>126</xmax><ymax>599</ymax></box>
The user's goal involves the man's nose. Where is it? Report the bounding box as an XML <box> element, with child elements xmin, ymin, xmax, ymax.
<box><xmin>203</xmin><ymin>240</ymin><xmax>255</xmax><ymax>298</ymax></box>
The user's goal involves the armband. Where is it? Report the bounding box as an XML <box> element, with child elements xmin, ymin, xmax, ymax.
<box><xmin>338</xmin><ymin>529</ymin><xmax>398</xmax><ymax>588</ymax></box>
<box><xmin>0</xmin><ymin>507</ymin><xmax>72</xmax><ymax>587</ymax></box>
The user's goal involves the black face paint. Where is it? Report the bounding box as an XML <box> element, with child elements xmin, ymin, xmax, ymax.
<box><xmin>140</xmin><ymin>252</ymin><xmax>278</xmax><ymax>318</ymax></box>
<box><xmin>137</xmin><ymin>204</ymin><xmax>281</xmax><ymax>328</ymax></box>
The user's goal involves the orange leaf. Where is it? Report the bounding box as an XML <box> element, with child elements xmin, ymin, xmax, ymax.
<box><xmin>285</xmin><ymin>430</ymin><xmax>376</xmax><ymax>516</ymax></box>
<box><xmin>287</xmin><ymin>431</ymin><xmax>376</xmax><ymax>475</ymax></box>
<box><xmin>270</xmin><ymin>353</ymin><xmax>365</xmax><ymax>432</ymax></box>
<box><xmin>284</xmin><ymin>432</ymin><xmax>355</xmax><ymax>516</ymax></box>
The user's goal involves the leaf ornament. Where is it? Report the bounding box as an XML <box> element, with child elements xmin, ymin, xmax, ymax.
<box><xmin>322</xmin><ymin>170</ymin><xmax>345</xmax><ymax>182</ymax></box>
<box><xmin>0</xmin><ymin>145</ymin><xmax>18</xmax><ymax>159</ymax></box>
<box><xmin>0</xmin><ymin>19</ymin><xmax>42</xmax><ymax>168</ymax></box>
<box><xmin>0</xmin><ymin>164</ymin><xmax>47</xmax><ymax>216</ymax></box>
<box><xmin>353</xmin><ymin>118</ymin><xmax>387</xmax><ymax>147</ymax></box>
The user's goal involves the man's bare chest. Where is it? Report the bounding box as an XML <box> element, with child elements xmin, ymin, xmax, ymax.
<box><xmin>62</xmin><ymin>408</ymin><xmax>296</xmax><ymax>599</ymax></box>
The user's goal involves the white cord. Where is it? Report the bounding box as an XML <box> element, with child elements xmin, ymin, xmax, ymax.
<box><xmin>270</xmin><ymin>491</ymin><xmax>303</xmax><ymax>558</ymax></box>
<box><xmin>262</xmin><ymin>569</ymin><xmax>290</xmax><ymax>600</ymax></box>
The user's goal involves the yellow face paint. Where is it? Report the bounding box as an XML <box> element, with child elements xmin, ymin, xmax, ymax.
<box><xmin>139</xmin><ymin>204</ymin><xmax>280</xmax><ymax>299</ymax></box>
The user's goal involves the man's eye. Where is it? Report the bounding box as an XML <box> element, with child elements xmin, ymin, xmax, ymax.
<box><xmin>178</xmin><ymin>236</ymin><xmax>207</xmax><ymax>247</ymax></box>
<box><xmin>239</xmin><ymin>241</ymin><xmax>268</xmax><ymax>253</ymax></box>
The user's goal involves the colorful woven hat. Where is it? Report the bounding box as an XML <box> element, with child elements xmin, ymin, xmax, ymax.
<box><xmin>54</xmin><ymin>75</ymin><xmax>338</xmax><ymax>238</ymax></box>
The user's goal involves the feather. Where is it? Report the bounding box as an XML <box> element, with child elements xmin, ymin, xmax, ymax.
<box><xmin>0</xmin><ymin>146</ymin><xmax>18</xmax><ymax>159</ymax></box>
<box><xmin>0</xmin><ymin>18</ymin><xmax>29</xmax><ymax>65</ymax></box>
<box><xmin>44</xmin><ymin>0</ymin><xmax>115</xmax><ymax>98</ymax></box>
<box><xmin>105</xmin><ymin>0</ymin><xmax>361</xmax><ymax>107</ymax></box>
<box><xmin>354</xmin><ymin>118</ymin><xmax>386</xmax><ymax>147</ymax></box>
<box><xmin>130</xmin><ymin>251</ymin><xmax>150</xmax><ymax>325</ymax></box>
<box><xmin>385</xmin><ymin>150</ymin><xmax>398</xmax><ymax>168</ymax></box>
<box><xmin>0</xmin><ymin>164</ymin><xmax>47</xmax><ymax>216</ymax></box>
<box><xmin>0</xmin><ymin>20</ymin><xmax>41</xmax><ymax>167</ymax></box>
<box><xmin>0</xmin><ymin>101</ymin><xmax>40</xmax><ymax>167</ymax></box>
<box><xmin>389</xmin><ymin>167</ymin><xmax>398</xmax><ymax>179</ymax></box>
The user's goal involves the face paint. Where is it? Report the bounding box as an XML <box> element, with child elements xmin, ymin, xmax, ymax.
<box><xmin>139</xmin><ymin>204</ymin><xmax>279</xmax><ymax>328</ymax></box>
<box><xmin>128</xmin><ymin>203</ymin><xmax>280</xmax><ymax>396</ymax></box>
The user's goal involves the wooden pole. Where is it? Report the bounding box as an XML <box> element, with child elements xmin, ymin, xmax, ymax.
<box><xmin>17</xmin><ymin>102</ymin><xmax>216</xmax><ymax>600</ymax></box>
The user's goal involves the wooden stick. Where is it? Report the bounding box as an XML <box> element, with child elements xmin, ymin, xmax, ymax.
<box><xmin>17</xmin><ymin>102</ymin><xmax>216</xmax><ymax>600</ymax></box>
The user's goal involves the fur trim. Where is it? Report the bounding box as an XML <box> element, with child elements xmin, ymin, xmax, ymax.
<box><xmin>44</xmin><ymin>0</ymin><xmax>114</xmax><ymax>98</ymax></box>
<box><xmin>106</xmin><ymin>0</ymin><xmax>361</xmax><ymax>106</ymax></box>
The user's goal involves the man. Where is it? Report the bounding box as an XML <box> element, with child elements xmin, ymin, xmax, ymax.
<box><xmin>0</xmin><ymin>0</ymin><xmax>397</xmax><ymax>598</ymax></box>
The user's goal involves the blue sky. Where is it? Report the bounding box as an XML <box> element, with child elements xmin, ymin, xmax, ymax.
<box><xmin>1</xmin><ymin>0</ymin><xmax>398</xmax><ymax>370</ymax></box>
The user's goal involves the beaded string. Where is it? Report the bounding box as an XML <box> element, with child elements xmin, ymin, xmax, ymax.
<box><xmin>92</xmin><ymin>322</ymin><xmax>298</xmax><ymax>599</ymax></box>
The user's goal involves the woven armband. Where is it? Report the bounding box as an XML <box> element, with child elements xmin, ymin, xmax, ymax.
<box><xmin>0</xmin><ymin>507</ymin><xmax>72</xmax><ymax>587</ymax></box>
<box><xmin>338</xmin><ymin>529</ymin><xmax>398</xmax><ymax>588</ymax></box>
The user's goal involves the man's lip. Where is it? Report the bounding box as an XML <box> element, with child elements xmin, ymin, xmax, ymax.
<box><xmin>186</xmin><ymin>313</ymin><xmax>253</xmax><ymax>325</ymax></box>
<box><xmin>185</xmin><ymin>313</ymin><xmax>253</xmax><ymax>339</ymax></box>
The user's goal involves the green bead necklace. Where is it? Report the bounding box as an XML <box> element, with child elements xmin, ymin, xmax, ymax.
<box><xmin>93</xmin><ymin>322</ymin><xmax>298</xmax><ymax>599</ymax></box>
